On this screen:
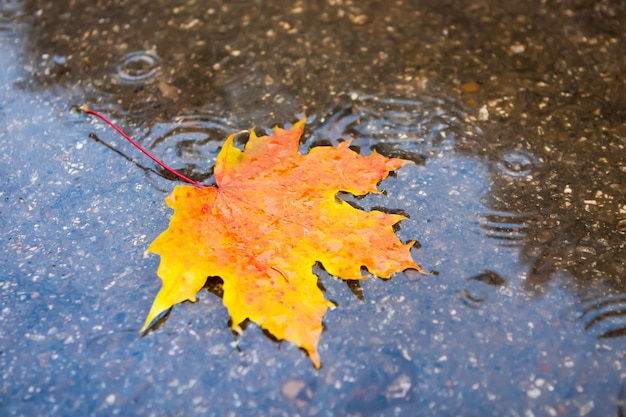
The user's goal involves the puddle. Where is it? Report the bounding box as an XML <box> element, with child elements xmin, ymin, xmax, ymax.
<box><xmin>0</xmin><ymin>0</ymin><xmax>27</xmax><ymax>35</ymax></box>
<box><xmin>567</xmin><ymin>294</ymin><xmax>626</xmax><ymax>339</ymax></box>
<box><xmin>114</xmin><ymin>50</ymin><xmax>162</xmax><ymax>85</ymax></box>
<box><xmin>308</xmin><ymin>93</ymin><xmax>482</xmax><ymax>149</ymax></box>
<box><xmin>493</xmin><ymin>149</ymin><xmax>540</xmax><ymax>178</ymax></box>
<box><xmin>2</xmin><ymin>0</ymin><xmax>626</xmax><ymax>416</ymax></box>
<box><xmin>477</xmin><ymin>210</ymin><xmax>538</xmax><ymax>248</ymax></box>
<box><xmin>137</xmin><ymin>108</ymin><xmax>239</xmax><ymax>186</ymax></box>
<box><xmin>456</xmin><ymin>270</ymin><xmax>508</xmax><ymax>309</ymax></box>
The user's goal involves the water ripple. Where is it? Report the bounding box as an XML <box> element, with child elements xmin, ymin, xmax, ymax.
<box><xmin>478</xmin><ymin>210</ymin><xmax>539</xmax><ymax>247</ymax></box>
<box><xmin>307</xmin><ymin>92</ymin><xmax>483</xmax><ymax>161</ymax></box>
<box><xmin>115</xmin><ymin>50</ymin><xmax>162</xmax><ymax>84</ymax></box>
<box><xmin>141</xmin><ymin>110</ymin><xmax>238</xmax><ymax>185</ymax></box>
<box><xmin>456</xmin><ymin>270</ymin><xmax>507</xmax><ymax>309</ymax></box>
<box><xmin>0</xmin><ymin>0</ymin><xmax>26</xmax><ymax>35</ymax></box>
<box><xmin>493</xmin><ymin>148</ymin><xmax>540</xmax><ymax>178</ymax></box>
<box><xmin>567</xmin><ymin>294</ymin><xmax>626</xmax><ymax>339</ymax></box>
<box><xmin>0</xmin><ymin>0</ymin><xmax>24</xmax><ymax>12</ymax></box>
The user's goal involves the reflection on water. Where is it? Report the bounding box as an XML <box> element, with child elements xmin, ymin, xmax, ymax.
<box><xmin>0</xmin><ymin>0</ymin><xmax>27</xmax><ymax>90</ymax></box>
<box><xmin>140</xmin><ymin>109</ymin><xmax>239</xmax><ymax>184</ymax></box>
<box><xmin>2</xmin><ymin>0</ymin><xmax>626</xmax><ymax>415</ymax></box>
<box><xmin>478</xmin><ymin>211</ymin><xmax>538</xmax><ymax>248</ymax></box>
<box><xmin>307</xmin><ymin>93</ymin><xmax>483</xmax><ymax>157</ymax></box>
<box><xmin>619</xmin><ymin>383</ymin><xmax>626</xmax><ymax>417</ymax></box>
<box><xmin>0</xmin><ymin>0</ymin><xmax>25</xmax><ymax>17</ymax></box>
<box><xmin>343</xmin><ymin>347</ymin><xmax>417</xmax><ymax>415</ymax></box>
<box><xmin>457</xmin><ymin>270</ymin><xmax>508</xmax><ymax>309</ymax></box>
<box><xmin>0</xmin><ymin>0</ymin><xmax>24</xmax><ymax>9</ymax></box>
<box><xmin>568</xmin><ymin>294</ymin><xmax>626</xmax><ymax>339</ymax></box>
<box><xmin>0</xmin><ymin>0</ymin><xmax>26</xmax><ymax>34</ymax></box>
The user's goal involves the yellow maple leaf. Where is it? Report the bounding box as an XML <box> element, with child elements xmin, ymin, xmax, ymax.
<box><xmin>142</xmin><ymin>119</ymin><xmax>421</xmax><ymax>367</ymax></box>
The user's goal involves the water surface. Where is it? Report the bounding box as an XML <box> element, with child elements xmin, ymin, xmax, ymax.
<box><xmin>1</xmin><ymin>1</ymin><xmax>625</xmax><ymax>416</ymax></box>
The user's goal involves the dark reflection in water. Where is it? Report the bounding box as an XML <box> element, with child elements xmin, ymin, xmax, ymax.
<box><xmin>456</xmin><ymin>270</ymin><xmax>508</xmax><ymax>309</ymax></box>
<box><xmin>478</xmin><ymin>210</ymin><xmax>538</xmax><ymax>248</ymax></box>
<box><xmin>140</xmin><ymin>108</ymin><xmax>239</xmax><ymax>185</ymax></box>
<box><xmin>2</xmin><ymin>0</ymin><xmax>626</xmax><ymax>416</ymax></box>
<box><xmin>486</xmin><ymin>134</ymin><xmax>625</xmax><ymax>292</ymax></box>
<box><xmin>343</xmin><ymin>347</ymin><xmax>418</xmax><ymax>416</ymax></box>
<box><xmin>305</xmin><ymin>92</ymin><xmax>484</xmax><ymax>164</ymax></box>
<box><xmin>567</xmin><ymin>295</ymin><xmax>626</xmax><ymax>340</ymax></box>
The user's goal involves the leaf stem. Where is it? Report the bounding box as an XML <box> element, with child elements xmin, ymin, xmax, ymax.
<box><xmin>80</xmin><ymin>105</ymin><xmax>206</xmax><ymax>188</ymax></box>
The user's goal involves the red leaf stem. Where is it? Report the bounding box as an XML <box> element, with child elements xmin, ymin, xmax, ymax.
<box><xmin>81</xmin><ymin>105</ymin><xmax>206</xmax><ymax>188</ymax></box>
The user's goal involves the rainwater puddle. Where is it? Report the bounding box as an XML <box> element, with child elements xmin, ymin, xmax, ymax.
<box><xmin>306</xmin><ymin>92</ymin><xmax>483</xmax><ymax>160</ymax></box>
<box><xmin>139</xmin><ymin>109</ymin><xmax>239</xmax><ymax>186</ymax></box>
<box><xmin>456</xmin><ymin>270</ymin><xmax>508</xmax><ymax>309</ymax></box>
<box><xmin>493</xmin><ymin>149</ymin><xmax>540</xmax><ymax>179</ymax></box>
<box><xmin>2</xmin><ymin>1</ymin><xmax>626</xmax><ymax>416</ymax></box>
<box><xmin>0</xmin><ymin>0</ymin><xmax>26</xmax><ymax>34</ymax></box>
<box><xmin>567</xmin><ymin>294</ymin><xmax>626</xmax><ymax>340</ymax></box>
<box><xmin>477</xmin><ymin>210</ymin><xmax>538</xmax><ymax>248</ymax></box>
<box><xmin>115</xmin><ymin>51</ymin><xmax>162</xmax><ymax>85</ymax></box>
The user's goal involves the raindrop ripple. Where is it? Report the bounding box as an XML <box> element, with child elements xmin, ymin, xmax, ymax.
<box><xmin>115</xmin><ymin>50</ymin><xmax>162</xmax><ymax>84</ymax></box>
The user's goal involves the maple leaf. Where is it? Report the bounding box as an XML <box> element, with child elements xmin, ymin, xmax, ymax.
<box><xmin>142</xmin><ymin>119</ymin><xmax>421</xmax><ymax>367</ymax></box>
